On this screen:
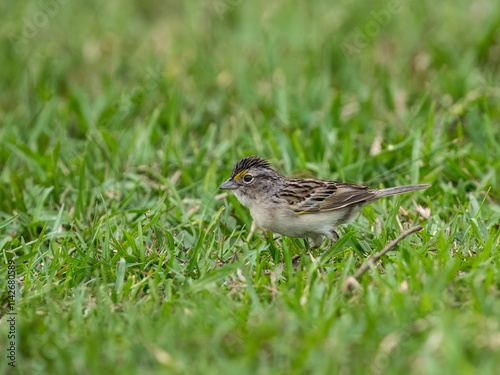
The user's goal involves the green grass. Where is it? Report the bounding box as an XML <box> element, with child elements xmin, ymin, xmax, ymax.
<box><xmin>1</xmin><ymin>0</ymin><xmax>500</xmax><ymax>374</ymax></box>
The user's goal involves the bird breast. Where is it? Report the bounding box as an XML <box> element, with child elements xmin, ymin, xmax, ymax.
<box><xmin>249</xmin><ymin>204</ymin><xmax>349</xmax><ymax>238</ymax></box>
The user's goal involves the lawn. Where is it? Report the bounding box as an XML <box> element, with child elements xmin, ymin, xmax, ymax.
<box><xmin>1</xmin><ymin>0</ymin><xmax>500</xmax><ymax>374</ymax></box>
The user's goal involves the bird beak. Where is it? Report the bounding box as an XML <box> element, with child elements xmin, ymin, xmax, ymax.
<box><xmin>219</xmin><ymin>178</ymin><xmax>238</xmax><ymax>190</ymax></box>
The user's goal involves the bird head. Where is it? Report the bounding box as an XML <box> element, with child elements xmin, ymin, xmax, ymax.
<box><xmin>219</xmin><ymin>156</ymin><xmax>281</xmax><ymax>206</ymax></box>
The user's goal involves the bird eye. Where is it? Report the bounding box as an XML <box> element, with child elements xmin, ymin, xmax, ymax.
<box><xmin>243</xmin><ymin>174</ymin><xmax>254</xmax><ymax>183</ymax></box>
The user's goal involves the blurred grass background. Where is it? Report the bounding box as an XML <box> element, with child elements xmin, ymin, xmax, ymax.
<box><xmin>1</xmin><ymin>0</ymin><xmax>500</xmax><ymax>374</ymax></box>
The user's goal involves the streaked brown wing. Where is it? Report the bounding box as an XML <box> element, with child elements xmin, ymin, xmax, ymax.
<box><xmin>279</xmin><ymin>179</ymin><xmax>375</xmax><ymax>214</ymax></box>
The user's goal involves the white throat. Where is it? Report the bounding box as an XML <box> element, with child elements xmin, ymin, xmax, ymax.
<box><xmin>232</xmin><ymin>190</ymin><xmax>254</xmax><ymax>209</ymax></box>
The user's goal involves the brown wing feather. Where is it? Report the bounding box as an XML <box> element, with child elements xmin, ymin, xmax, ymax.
<box><xmin>279</xmin><ymin>179</ymin><xmax>375</xmax><ymax>214</ymax></box>
<box><xmin>278</xmin><ymin>179</ymin><xmax>330</xmax><ymax>206</ymax></box>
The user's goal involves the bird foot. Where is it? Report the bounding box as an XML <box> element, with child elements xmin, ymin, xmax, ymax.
<box><xmin>320</xmin><ymin>230</ymin><xmax>339</xmax><ymax>257</ymax></box>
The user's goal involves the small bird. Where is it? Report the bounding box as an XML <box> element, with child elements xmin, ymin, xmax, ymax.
<box><xmin>219</xmin><ymin>156</ymin><xmax>430</xmax><ymax>249</ymax></box>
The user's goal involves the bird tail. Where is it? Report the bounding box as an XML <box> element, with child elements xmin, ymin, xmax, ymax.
<box><xmin>372</xmin><ymin>184</ymin><xmax>431</xmax><ymax>198</ymax></box>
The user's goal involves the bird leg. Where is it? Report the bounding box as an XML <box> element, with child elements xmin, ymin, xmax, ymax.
<box><xmin>291</xmin><ymin>233</ymin><xmax>336</xmax><ymax>263</ymax></box>
<box><xmin>320</xmin><ymin>230</ymin><xmax>339</xmax><ymax>257</ymax></box>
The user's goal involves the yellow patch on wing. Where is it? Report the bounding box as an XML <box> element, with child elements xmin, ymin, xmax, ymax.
<box><xmin>234</xmin><ymin>170</ymin><xmax>248</xmax><ymax>180</ymax></box>
<box><xmin>295</xmin><ymin>206</ymin><xmax>341</xmax><ymax>215</ymax></box>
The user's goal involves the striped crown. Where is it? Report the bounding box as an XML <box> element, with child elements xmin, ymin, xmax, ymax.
<box><xmin>230</xmin><ymin>156</ymin><xmax>271</xmax><ymax>179</ymax></box>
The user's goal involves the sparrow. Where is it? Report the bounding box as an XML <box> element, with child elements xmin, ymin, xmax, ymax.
<box><xmin>219</xmin><ymin>156</ymin><xmax>430</xmax><ymax>249</ymax></box>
